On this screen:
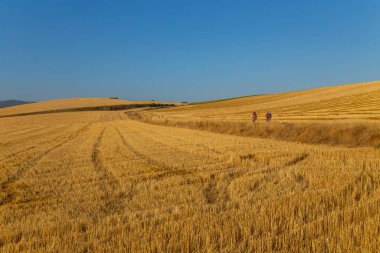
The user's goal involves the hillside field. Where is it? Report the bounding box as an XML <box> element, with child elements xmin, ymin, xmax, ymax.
<box><xmin>136</xmin><ymin>81</ymin><xmax>380</xmax><ymax>147</ymax></box>
<box><xmin>1</xmin><ymin>83</ymin><xmax>380</xmax><ymax>252</ymax></box>
<box><xmin>146</xmin><ymin>81</ymin><xmax>380</xmax><ymax>121</ymax></box>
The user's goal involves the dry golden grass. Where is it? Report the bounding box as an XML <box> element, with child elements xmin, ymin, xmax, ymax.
<box><xmin>1</xmin><ymin>83</ymin><xmax>380</xmax><ymax>252</ymax></box>
<box><xmin>129</xmin><ymin>114</ymin><xmax>380</xmax><ymax>147</ymax></box>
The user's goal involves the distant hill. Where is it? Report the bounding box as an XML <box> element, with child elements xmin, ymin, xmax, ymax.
<box><xmin>0</xmin><ymin>100</ymin><xmax>34</xmax><ymax>108</ymax></box>
<box><xmin>0</xmin><ymin>97</ymin><xmax>182</xmax><ymax>117</ymax></box>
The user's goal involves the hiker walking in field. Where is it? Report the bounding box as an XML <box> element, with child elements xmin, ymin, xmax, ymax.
<box><xmin>265</xmin><ymin>112</ymin><xmax>272</xmax><ymax>122</ymax></box>
<box><xmin>251</xmin><ymin>111</ymin><xmax>258</xmax><ymax>125</ymax></box>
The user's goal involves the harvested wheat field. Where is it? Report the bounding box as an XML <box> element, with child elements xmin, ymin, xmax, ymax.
<box><xmin>1</xmin><ymin>88</ymin><xmax>380</xmax><ymax>252</ymax></box>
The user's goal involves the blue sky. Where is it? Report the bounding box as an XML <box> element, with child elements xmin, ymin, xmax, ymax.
<box><xmin>1</xmin><ymin>1</ymin><xmax>379</xmax><ymax>102</ymax></box>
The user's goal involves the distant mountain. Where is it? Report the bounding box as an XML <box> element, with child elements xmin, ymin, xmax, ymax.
<box><xmin>0</xmin><ymin>100</ymin><xmax>34</xmax><ymax>108</ymax></box>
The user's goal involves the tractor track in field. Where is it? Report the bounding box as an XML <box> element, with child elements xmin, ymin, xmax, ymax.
<box><xmin>136</xmin><ymin>128</ymin><xmax>284</xmax><ymax>176</ymax></box>
<box><xmin>123</xmin><ymin>122</ymin><xmax>316</xmax><ymax>206</ymax></box>
<box><xmin>0</xmin><ymin>123</ymin><xmax>92</xmax><ymax>206</ymax></box>
<box><xmin>202</xmin><ymin>169</ymin><xmax>249</xmax><ymax>206</ymax></box>
<box><xmin>118</xmin><ymin>125</ymin><xmax>230</xmax><ymax>170</ymax></box>
<box><xmin>91</xmin><ymin>127</ymin><xmax>126</xmax><ymax>216</ymax></box>
<box><xmin>285</xmin><ymin>153</ymin><xmax>310</xmax><ymax>167</ymax></box>
<box><xmin>135</xmin><ymin>129</ymin><xmax>227</xmax><ymax>166</ymax></box>
<box><xmin>115</xmin><ymin>126</ymin><xmax>200</xmax><ymax>191</ymax></box>
<box><xmin>137</xmin><ymin>126</ymin><xmax>224</xmax><ymax>157</ymax></box>
<box><xmin>132</xmin><ymin>123</ymin><xmax>291</xmax><ymax>172</ymax></box>
<box><xmin>117</xmin><ymin>124</ymin><xmax>250</xmax><ymax>206</ymax></box>
<box><xmin>120</xmin><ymin>122</ymin><xmax>315</xmax><ymax>207</ymax></box>
<box><xmin>115</xmin><ymin>127</ymin><xmax>183</xmax><ymax>173</ymax></box>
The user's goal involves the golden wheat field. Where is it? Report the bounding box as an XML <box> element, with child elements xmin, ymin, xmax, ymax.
<box><xmin>1</xmin><ymin>82</ymin><xmax>380</xmax><ymax>252</ymax></box>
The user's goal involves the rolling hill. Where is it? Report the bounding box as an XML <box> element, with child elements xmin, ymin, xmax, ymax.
<box><xmin>133</xmin><ymin>81</ymin><xmax>380</xmax><ymax>147</ymax></box>
<box><xmin>0</xmin><ymin>97</ymin><xmax>180</xmax><ymax>117</ymax></box>
<box><xmin>149</xmin><ymin>81</ymin><xmax>380</xmax><ymax>121</ymax></box>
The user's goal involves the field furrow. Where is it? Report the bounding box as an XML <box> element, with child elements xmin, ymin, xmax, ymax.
<box><xmin>91</xmin><ymin>126</ymin><xmax>126</xmax><ymax>216</ymax></box>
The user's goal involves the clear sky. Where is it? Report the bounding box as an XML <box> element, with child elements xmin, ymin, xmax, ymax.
<box><xmin>1</xmin><ymin>1</ymin><xmax>379</xmax><ymax>102</ymax></box>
